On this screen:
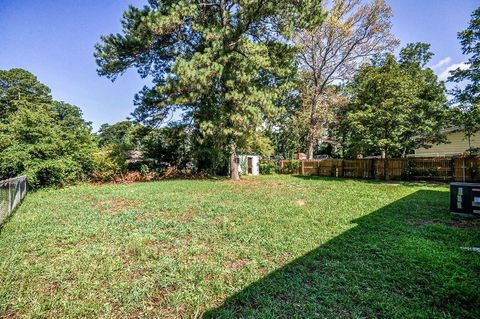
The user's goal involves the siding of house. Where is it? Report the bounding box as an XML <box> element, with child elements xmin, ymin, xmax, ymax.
<box><xmin>415</xmin><ymin>131</ymin><xmax>480</xmax><ymax>156</ymax></box>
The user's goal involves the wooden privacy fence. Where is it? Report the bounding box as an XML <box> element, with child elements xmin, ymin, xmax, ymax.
<box><xmin>279</xmin><ymin>157</ymin><xmax>480</xmax><ymax>182</ymax></box>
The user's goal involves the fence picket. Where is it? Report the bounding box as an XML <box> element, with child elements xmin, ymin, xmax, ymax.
<box><xmin>278</xmin><ymin>157</ymin><xmax>480</xmax><ymax>182</ymax></box>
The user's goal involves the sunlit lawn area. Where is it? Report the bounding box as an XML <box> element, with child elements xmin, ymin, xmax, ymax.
<box><xmin>0</xmin><ymin>175</ymin><xmax>479</xmax><ymax>318</ymax></box>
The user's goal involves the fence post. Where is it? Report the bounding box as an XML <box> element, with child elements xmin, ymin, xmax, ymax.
<box><xmin>450</xmin><ymin>158</ymin><xmax>455</xmax><ymax>182</ymax></box>
<box><xmin>300</xmin><ymin>160</ymin><xmax>304</xmax><ymax>175</ymax></box>
<box><xmin>341</xmin><ymin>160</ymin><xmax>345</xmax><ymax>177</ymax></box>
<box><xmin>371</xmin><ymin>159</ymin><xmax>375</xmax><ymax>179</ymax></box>
<box><xmin>8</xmin><ymin>181</ymin><xmax>12</xmax><ymax>216</ymax></box>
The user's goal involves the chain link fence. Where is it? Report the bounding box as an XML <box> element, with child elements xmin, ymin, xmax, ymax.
<box><xmin>0</xmin><ymin>176</ymin><xmax>27</xmax><ymax>226</ymax></box>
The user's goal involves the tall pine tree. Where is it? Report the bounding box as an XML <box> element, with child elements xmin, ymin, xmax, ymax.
<box><xmin>94</xmin><ymin>0</ymin><xmax>323</xmax><ymax>179</ymax></box>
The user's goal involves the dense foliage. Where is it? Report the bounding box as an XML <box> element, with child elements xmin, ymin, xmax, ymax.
<box><xmin>0</xmin><ymin>69</ymin><xmax>96</xmax><ymax>188</ymax></box>
<box><xmin>449</xmin><ymin>7</ymin><xmax>480</xmax><ymax>155</ymax></box>
<box><xmin>258</xmin><ymin>160</ymin><xmax>277</xmax><ymax>174</ymax></box>
<box><xmin>296</xmin><ymin>0</ymin><xmax>398</xmax><ymax>158</ymax></box>
<box><xmin>274</xmin><ymin>43</ymin><xmax>450</xmax><ymax>162</ymax></box>
<box><xmin>94</xmin><ymin>0</ymin><xmax>323</xmax><ymax>179</ymax></box>
<box><xmin>3</xmin><ymin>5</ymin><xmax>479</xmax><ymax>186</ymax></box>
<box><xmin>346</xmin><ymin>44</ymin><xmax>447</xmax><ymax>154</ymax></box>
<box><xmin>342</xmin><ymin>44</ymin><xmax>448</xmax><ymax>178</ymax></box>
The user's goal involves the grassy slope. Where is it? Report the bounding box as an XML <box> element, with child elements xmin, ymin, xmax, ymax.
<box><xmin>0</xmin><ymin>175</ymin><xmax>479</xmax><ymax>318</ymax></box>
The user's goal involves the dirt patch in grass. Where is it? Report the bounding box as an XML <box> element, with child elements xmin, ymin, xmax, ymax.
<box><xmin>228</xmin><ymin>179</ymin><xmax>287</xmax><ymax>188</ymax></box>
<box><xmin>1</xmin><ymin>309</ymin><xmax>17</xmax><ymax>319</ymax></box>
<box><xmin>96</xmin><ymin>198</ymin><xmax>139</xmax><ymax>215</ymax></box>
<box><xmin>41</xmin><ymin>281</ymin><xmax>61</xmax><ymax>296</ymax></box>
<box><xmin>74</xmin><ymin>235</ymin><xmax>100</xmax><ymax>247</ymax></box>
<box><xmin>146</xmin><ymin>240</ymin><xmax>177</xmax><ymax>255</ymax></box>
<box><xmin>148</xmin><ymin>286</ymin><xmax>175</xmax><ymax>304</ymax></box>
<box><xmin>146</xmin><ymin>234</ymin><xmax>193</xmax><ymax>256</ymax></box>
<box><xmin>167</xmin><ymin>208</ymin><xmax>200</xmax><ymax>222</ymax></box>
<box><xmin>295</xmin><ymin>199</ymin><xmax>306</xmax><ymax>207</ymax></box>
<box><xmin>137</xmin><ymin>209</ymin><xmax>200</xmax><ymax>223</ymax></box>
<box><xmin>142</xmin><ymin>284</ymin><xmax>180</xmax><ymax>318</ymax></box>
<box><xmin>136</xmin><ymin>211</ymin><xmax>166</xmax><ymax>221</ymax></box>
<box><xmin>228</xmin><ymin>259</ymin><xmax>248</xmax><ymax>271</ymax></box>
<box><xmin>128</xmin><ymin>266</ymin><xmax>152</xmax><ymax>282</ymax></box>
<box><xmin>223</xmin><ymin>252</ymin><xmax>249</xmax><ymax>271</ymax></box>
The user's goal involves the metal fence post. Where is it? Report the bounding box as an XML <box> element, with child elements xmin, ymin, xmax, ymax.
<box><xmin>8</xmin><ymin>180</ymin><xmax>12</xmax><ymax>216</ymax></box>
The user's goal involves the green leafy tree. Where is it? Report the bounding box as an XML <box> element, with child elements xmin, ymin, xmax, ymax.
<box><xmin>448</xmin><ymin>7</ymin><xmax>480</xmax><ymax>155</ymax></box>
<box><xmin>0</xmin><ymin>68</ymin><xmax>52</xmax><ymax>121</ymax></box>
<box><xmin>97</xmin><ymin>121</ymin><xmax>149</xmax><ymax>171</ymax></box>
<box><xmin>0</xmin><ymin>69</ymin><xmax>96</xmax><ymax>187</ymax></box>
<box><xmin>98</xmin><ymin>121</ymin><xmax>136</xmax><ymax>148</ymax></box>
<box><xmin>296</xmin><ymin>0</ymin><xmax>398</xmax><ymax>159</ymax></box>
<box><xmin>270</xmin><ymin>96</ymin><xmax>307</xmax><ymax>159</ymax></box>
<box><xmin>345</xmin><ymin>43</ymin><xmax>448</xmax><ymax>179</ymax></box>
<box><xmin>94</xmin><ymin>0</ymin><xmax>323</xmax><ymax>180</ymax></box>
<box><xmin>141</xmin><ymin>123</ymin><xmax>192</xmax><ymax>169</ymax></box>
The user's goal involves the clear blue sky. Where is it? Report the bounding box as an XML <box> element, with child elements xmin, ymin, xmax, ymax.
<box><xmin>0</xmin><ymin>0</ymin><xmax>478</xmax><ymax>130</ymax></box>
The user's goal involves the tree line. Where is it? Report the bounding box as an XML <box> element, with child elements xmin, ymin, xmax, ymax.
<box><xmin>1</xmin><ymin>1</ymin><xmax>478</xmax><ymax>186</ymax></box>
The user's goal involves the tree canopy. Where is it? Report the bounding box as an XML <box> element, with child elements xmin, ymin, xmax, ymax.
<box><xmin>0</xmin><ymin>69</ymin><xmax>96</xmax><ymax>187</ymax></box>
<box><xmin>343</xmin><ymin>43</ymin><xmax>448</xmax><ymax>178</ymax></box>
<box><xmin>448</xmin><ymin>7</ymin><xmax>480</xmax><ymax>155</ymax></box>
<box><xmin>295</xmin><ymin>0</ymin><xmax>398</xmax><ymax>158</ymax></box>
<box><xmin>94</xmin><ymin>0</ymin><xmax>323</xmax><ymax>179</ymax></box>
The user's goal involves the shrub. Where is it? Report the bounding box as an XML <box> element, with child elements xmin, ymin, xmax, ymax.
<box><xmin>282</xmin><ymin>160</ymin><xmax>300</xmax><ymax>173</ymax></box>
<box><xmin>140</xmin><ymin>164</ymin><xmax>150</xmax><ymax>176</ymax></box>
<box><xmin>91</xmin><ymin>149</ymin><xmax>121</xmax><ymax>182</ymax></box>
<box><xmin>259</xmin><ymin>160</ymin><xmax>276</xmax><ymax>174</ymax></box>
<box><xmin>466</xmin><ymin>147</ymin><xmax>480</xmax><ymax>156</ymax></box>
<box><xmin>402</xmin><ymin>159</ymin><xmax>416</xmax><ymax>179</ymax></box>
<box><xmin>290</xmin><ymin>160</ymin><xmax>300</xmax><ymax>171</ymax></box>
<box><xmin>26</xmin><ymin>159</ymin><xmax>82</xmax><ymax>188</ymax></box>
<box><xmin>403</xmin><ymin>160</ymin><xmax>439</xmax><ymax>179</ymax></box>
<box><xmin>467</xmin><ymin>161</ymin><xmax>479</xmax><ymax>179</ymax></box>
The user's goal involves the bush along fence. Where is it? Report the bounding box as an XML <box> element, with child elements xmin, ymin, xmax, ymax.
<box><xmin>0</xmin><ymin>176</ymin><xmax>27</xmax><ymax>226</ymax></box>
<box><xmin>278</xmin><ymin>157</ymin><xmax>480</xmax><ymax>182</ymax></box>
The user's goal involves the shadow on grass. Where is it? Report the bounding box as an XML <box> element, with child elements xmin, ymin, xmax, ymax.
<box><xmin>204</xmin><ymin>190</ymin><xmax>480</xmax><ymax>318</ymax></box>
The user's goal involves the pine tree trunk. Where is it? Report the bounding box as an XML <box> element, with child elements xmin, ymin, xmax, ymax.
<box><xmin>230</xmin><ymin>143</ymin><xmax>240</xmax><ymax>180</ymax></box>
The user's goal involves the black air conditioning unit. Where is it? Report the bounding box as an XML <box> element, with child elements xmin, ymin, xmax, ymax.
<box><xmin>450</xmin><ymin>182</ymin><xmax>480</xmax><ymax>217</ymax></box>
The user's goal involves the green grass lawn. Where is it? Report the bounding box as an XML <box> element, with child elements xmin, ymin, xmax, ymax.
<box><xmin>0</xmin><ymin>175</ymin><xmax>479</xmax><ymax>318</ymax></box>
